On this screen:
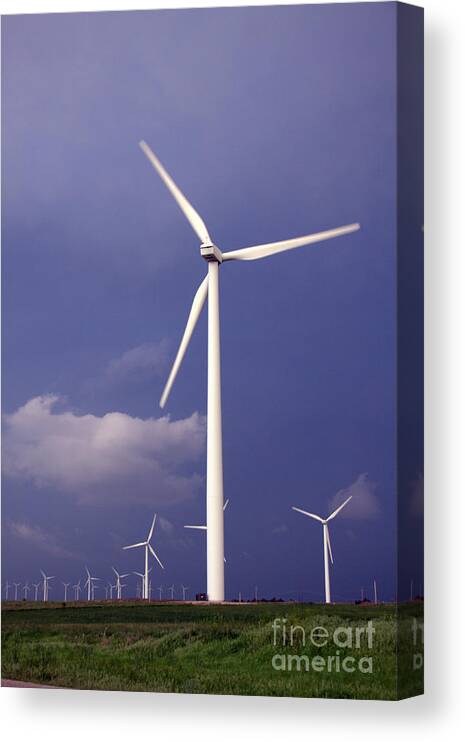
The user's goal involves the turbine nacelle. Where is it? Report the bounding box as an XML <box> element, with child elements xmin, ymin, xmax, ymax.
<box><xmin>200</xmin><ymin>243</ymin><xmax>223</xmax><ymax>263</ymax></box>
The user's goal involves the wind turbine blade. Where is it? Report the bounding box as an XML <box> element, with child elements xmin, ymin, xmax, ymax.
<box><xmin>122</xmin><ymin>541</ymin><xmax>146</xmax><ymax>550</ymax></box>
<box><xmin>160</xmin><ymin>274</ymin><xmax>208</xmax><ymax>408</ymax></box>
<box><xmin>112</xmin><ymin>567</ymin><xmax>119</xmax><ymax>577</ymax></box>
<box><xmin>133</xmin><ymin>572</ymin><xmax>144</xmax><ymax>577</ymax></box>
<box><xmin>327</xmin><ymin>495</ymin><xmax>353</xmax><ymax>521</ymax></box>
<box><xmin>223</xmin><ymin>498</ymin><xmax>230</xmax><ymax>511</ymax></box>
<box><xmin>147</xmin><ymin>513</ymin><xmax>157</xmax><ymax>542</ymax></box>
<box><xmin>222</xmin><ymin>223</ymin><xmax>360</xmax><ymax>262</ymax></box>
<box><xmin>291</xmin><ymin>506</ymin><xmax>324</xmax><ymax>523</ymax></box>
<box><xmin>149</xmin><ymin>543</ymin><xmax>165</xmax><ymax>569</ymax></box>
<box><xmin>120</xmin><ymin>573</ymin><xmax>130</xmax><ymax>579</ymax></box>
<box><xmin>184</xmin><ymin>525</ymin><xmax>207</xmax><ymax>530</ymax></box>
<box><xmin>139</xmin><ymin>140</ymin><xmax>212</xmax><ymax>244</ymax></box>
<box><xmin>40</xmin><ymin>570</ymin><xmax>46</xmax><ymax>578</ymax></box>
<box><xmin>325</xmin><ymin>527</ymin><xmax>334</xmax><ymax>565</ymax></box>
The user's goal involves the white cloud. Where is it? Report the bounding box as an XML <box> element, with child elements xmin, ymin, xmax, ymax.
<box><xmin>3</xmin><ymin>395</ymin><xmax>206</xmax><ymax>506</ymax></box>
<box><xmin>105</xmin><ymin>341</ymin><xmax>169</xmax><ymax>383</ymax></box>
<box><xmin>328</xmin><ymin>473</ymin><xmax>380</xmax><ymax>520</ymax></box>
<box><xmin>8</xmin><ymin>520</ymin><xmax>81</xmax><ymax>560</ymax></box>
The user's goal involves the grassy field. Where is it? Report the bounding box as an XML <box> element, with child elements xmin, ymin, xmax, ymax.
<box><xmin>1</xmin><ymin>601</ymin><xmax>423</xmax><ymax>699</ymax></box>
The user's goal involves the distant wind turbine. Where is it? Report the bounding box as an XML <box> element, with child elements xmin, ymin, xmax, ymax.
<box><xmin>32</xmin><ymin>582</ymin><xmax>41</xmax><ymax>601</ymax></box>
<box><xmin>139</xmin><ymin>139</ymin><xmax>360</xmax><ymax>601</ymax></box>
<box><xmin>13</xmin><ymin>582</ymin><xmax>21</xmax><ymax>600</ymax></box>
<box><xmin>373</xmin><ymin>579</ymin><xmax>378</xmax><ymax>605</ymax></box>
<box><xmin>123</xmin><ymin>514</ymin><xmax>164</xmax><ymax>600</ymax></box>
<box><xmin>40</xmin><ymin>570</ymin><xmax>54</xmax><ymax>602</ymax></box>
<box><xmin>5</xmin><ymin>581</ymin><xmax>11</xmax><ymax>600</ymax></box>
<box><xmin>62</xmin><ymin>582</ymin><xmax>70</xmax><ymax>602</ymax></box>
<box><xmin>112</xmin><ymin>567</ymin><xmax>130</xmax><ymax>600</ymax></box>
<box><xmin>84</xmin><ymin>567</ymin><xmax>100</xmax><ymax>601</ymax></box>
<box><xmin>168</xmin><ymin>585</ymin><xmax>175</xmax><ymax>600</ymax></box>
<box><xmin>22</xmin><ymin>582</ymin><xmax>30</xmax><ymax>600</ymax></box>
<box><xmin>157</xmin><ymin>586</ymin><xmax>163</xmax><ymax>601</ymax></box>
<box><xmin>73</xmin><ymin>580</ymin><xmax>81</xmax><ymax>601</ymax></box>
<box><xmin>181</xmin><ymin>585</ymin><xmax>189</xmax><ymax>601</ymax></box>
<box><xmin>292</xmin><ymin>495</ymin><xmax>352</xmax><ymax>604</ymax></box>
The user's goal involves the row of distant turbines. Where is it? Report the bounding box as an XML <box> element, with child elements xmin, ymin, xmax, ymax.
<box><xmin>4</xmin><ymin>498</ymin><xmax>370</xmax><ymax>606</ymax></box>
<box><xmin>3</xmin><ymin>573</ymin><xmax>190</xmax><ymax>603</ymax></box>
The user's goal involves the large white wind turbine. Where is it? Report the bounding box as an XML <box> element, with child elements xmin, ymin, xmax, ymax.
<box><xmin>40</xmin><ymin>570</ymin><xmax>54</xmax><ymax>602</ymax></box>
<box><xmin>292</xmin><ymin>495</ymin><xmax>352</xmax><ymax>604</ymax></box>
<box><xmin>123</xmin><ymin>514</ymin><xmax>164</xmax><ymax>600</ymax></box>
<box><xmin>112</xmin><ymin>567</ymin><xmax>130</xmax><ymax>600</ymax></box>
<box><xmin>84</xmin><ymin>567</ymin><xmax>100</xmax><ymax>601</ymax></box>
<box><xmin>140</xmin><ymin>141</ymin><xmax>360</xmax><ymax>602</ymax></box>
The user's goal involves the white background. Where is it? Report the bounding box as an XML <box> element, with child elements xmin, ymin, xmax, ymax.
<box><xmin>1</xmin><ymin>0</ymin><xmax>464</xmax><ymax>739</ymax></box>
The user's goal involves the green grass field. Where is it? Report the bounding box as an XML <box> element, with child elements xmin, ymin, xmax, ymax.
<box><xmin>1</xmin><ymin>601</ymin><xmax>423</xmax><ymax>699</ymax></box>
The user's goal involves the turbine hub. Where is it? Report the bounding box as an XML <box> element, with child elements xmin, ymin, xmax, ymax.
<box><xmin>200</xmin><ymin>243</ymin><xmax>223</xmax><ymax>263</ymax></box>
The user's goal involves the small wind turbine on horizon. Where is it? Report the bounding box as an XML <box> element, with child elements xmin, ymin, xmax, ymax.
<box><xmin>84</xmin><ymin>567</ymin><xmax>100</xmax><ymax>601</ymax></box>
<box><xmin>123</xmin><ymin>514</ymin><xmax>164</xmax><ymax>600</ymax></box>
<box><xmin>134</xmin><ymin>570</ymin><xmax>150</xmax><ymax>599</ymax></box>
<box><xmin>32</xmin><ymin>582</ymin><xmax>40</xmax><ymax>601</ymax></box>
<box><xmin>5</xmin><ymin>581</ymin><xmax>11</xmax><ymax>600</ymax></box>
<box><xmin>22</xmin><ymin>582</ymin><xmax>30</xmax><ymax>600</ymax></box>
<box><xmin>168</xmin><ymin>585</ymin><xmax>175</xmax><ymax>600</ymax></box>
<box><xmin>181</xmin><ymin>585</ymin><xmax>189</xmax><ymax>601</ymax></box>
<box><xmin>73</xmin><ymin>580</ymin><xmax>81</xmax><ymax>601</ymax></box>
<box><xmin>112</xmin><ymin>567</ymin><xmax>130</xmax><ymax>600</ymax></box>
<box><xmin>13</xmin><ymin>582</ymin><xmax>21</xmax><ymax>601</ymax></box>
<box><xmin>62</xmin><ymin>582</ymin><xmax>70</xmax><ymax>602</ymax></box>
<box><xmin>40</xmin><ymin>570</ymin><xmax>54</xmax><ymax>602</ymax></box>
<box><xmin>139</xmin><ymin>140</ymin><xmax>360</xmax><ymax>602</ymax></box>
<box><xmin>292</xmin><ymin>495</ymin><xmax>352</xmax><ymax>604</ymax></box>
<box><xmin>157</xmin><ymin>585</ymin><xmax>163</xmax><ymax>601</ymax></box>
